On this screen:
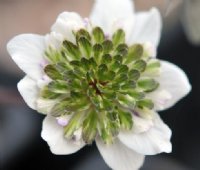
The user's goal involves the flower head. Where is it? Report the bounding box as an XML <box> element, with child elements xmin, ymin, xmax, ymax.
<box><xmin>7</xmin><ymin>0</ymin><xmax>191</xmax><ymax>169</ymax></box>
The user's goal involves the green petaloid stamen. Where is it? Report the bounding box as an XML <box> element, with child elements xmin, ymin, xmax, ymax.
<box><xmin>43</xmin><ymin>27</ymin><xmax>161</xmax><ymax>144</ymax></box>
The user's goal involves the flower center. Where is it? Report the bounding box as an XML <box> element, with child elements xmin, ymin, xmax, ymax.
<box><xmin>89</xmin><ymin>79</ymin><xmax>104</xmax><ymax>95</ymax></box>
<box><xmin>42</xmin><ymin>26</ymin><xmax>161</xmax><ymax>144</ymax></box>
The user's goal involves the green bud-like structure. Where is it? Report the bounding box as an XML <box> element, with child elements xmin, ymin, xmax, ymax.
<box><xmin>42</xmin><ymin>27</ymin><xmax>161</xmax><ymax>144</ymax></box>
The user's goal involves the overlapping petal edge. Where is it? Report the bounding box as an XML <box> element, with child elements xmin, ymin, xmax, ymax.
<box><xmin>7</xmin><ymin>0</ymin><xmax>191</xmax><ymax>170</ymax></box>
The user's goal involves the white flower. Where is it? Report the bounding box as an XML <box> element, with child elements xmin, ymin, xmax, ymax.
<box><xmin>7</xmin><ymin>0</ymin><xmax>191</xmax><ymax>170</ymax></box>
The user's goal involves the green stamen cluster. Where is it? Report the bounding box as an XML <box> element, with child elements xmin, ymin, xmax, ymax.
<box><xmin>43</xmin><ymin>27</ymin><xmax>161</xmax><ymax>144</ymax></box>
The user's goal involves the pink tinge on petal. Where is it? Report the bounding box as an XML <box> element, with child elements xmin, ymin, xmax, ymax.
<box><xmin>56</xmin><ymin>117</ymin><xmax>69</xmax><ymax>126</ymax></box>
<box><xmin>40</xmin><ymin>59</ymin><xmax>49</xmax><ymax>68</ymax></box>
<box><xmin>83</xmin><ymin>18</ymin><xmax>90</xmax><ymax>27</ymax></box>
<box><xmin>158</xmin><ymin>98</ymin><xmax>170</xmax><ymax>106</ymax></box>
<box><xmin>154</xmin><ymin>90</ymin><xmax>172</xmax><ymax>110</ymax></box>
<box><xmin>105</xmin><ymin>33</ymin><xmax>110</xmax><ymax>40</ymax></box>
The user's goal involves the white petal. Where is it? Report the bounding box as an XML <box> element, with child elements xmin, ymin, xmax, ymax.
<box><xmin>7</xmin><ymin>34</ymin><xmax>45</xmax><ymax>80</ymax></box>
<box><xmin>129</xmin><ymin>8</ymin><xmax>162</xmax><ymax>49</ymax></box>
<box><xmin>51</xmin><ymin>12</ymin><xmax>84</xmax><ymax>43</ymax></box>
<box><xmin>41</xmin><ymin>115</ymin><xmax>85</xmax><ymax>155</ymax></box>
<box><xmin>36</xmin><ymin>98</ymin><xmax>57</xmax><ymax>115</ymax></box>
<box><xmin>90</xmin><ymin>0</ymin><xmax>135</xmax><ymax>36</ymax></box>
<box><xmin>96</xmin><ymin>138</ymin><xmax>144</xmax><ymax>170</ymax></box>
<box><xmin>45</xmin><ymin>32</ymin><xmax>64</xmax><ymax>50</ymax></box>
<box><xmin>131</xmin><ymin>112</ymin><xmax>154</xmax><ymax>134</ymax></box>
<box><xmin>118</xmin><ymin>112</ymin><xmax>172</xmax><ymax>155</ymax></box>
<box><xmin>147</xmin><ymin>60</ymin><xmax>191</xmax><ymax>111</ymax></box>
<box><xmin>17</xmin><ymin>76</ymin><xmax>39</xmax><ymax>110</ymax></box>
